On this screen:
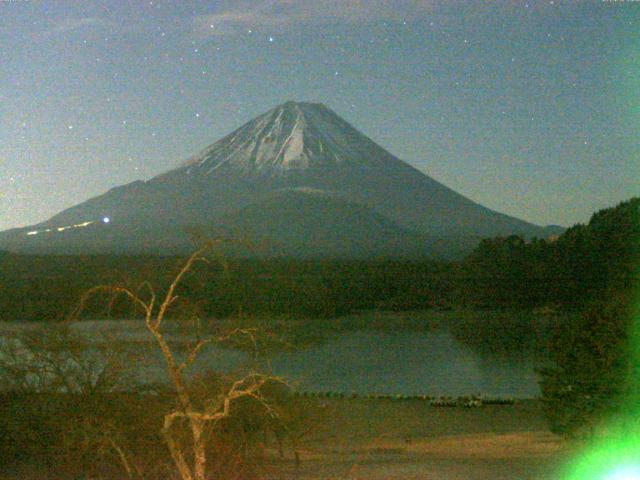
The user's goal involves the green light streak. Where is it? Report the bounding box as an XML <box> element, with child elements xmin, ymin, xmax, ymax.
<box><xmin>554</xmin><ymin>29</ymin><xmax>640</xmax><ymax>478</ymax></box>
<box><xmin>558</xmin><ymin>295</ymin><xmax>640</xmax><ymax>478</ymax></box>
<box><xmin>559</xmin><ymin>214</ymin><xmax>640</xmax><ymax>478</ymax></box>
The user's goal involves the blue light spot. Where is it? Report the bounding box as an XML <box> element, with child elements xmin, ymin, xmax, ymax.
<box><xmin>102</xmin><ymin>217</ymin><xmax>110</xmax><ymax>223</ymax></box>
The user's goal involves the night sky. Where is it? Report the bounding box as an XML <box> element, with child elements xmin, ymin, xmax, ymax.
<box><xmin>1</xmin><ymin>0</ymin><xmax>638</xmax><ymax>231</ymax></box>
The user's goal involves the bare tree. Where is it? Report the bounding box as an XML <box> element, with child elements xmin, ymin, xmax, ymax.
<box><xmin>0</xmin><ymin>322</ymin><xmax>146</xmax><ymax>478</ymax></box>
<box><xmin>0</xmin><ymin>324</ymin><xmax>135</xmax><ymax>395</ymax></box>
<box><xmin>77</xmin><ymin>241</ymin><xmax>285</xmax><ymax>480</ymax></box>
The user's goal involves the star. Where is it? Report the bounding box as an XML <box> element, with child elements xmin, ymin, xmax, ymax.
<box><xmin>268</xmin><ymin>36</ymin><xmax>274</xmax><ymax>43</ymax></box>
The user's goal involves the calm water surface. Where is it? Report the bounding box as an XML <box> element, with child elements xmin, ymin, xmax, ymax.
<box><xmin>0</xmin><ymin>321</ymin><xmax>540</xmax><ymax>397</ymax></box>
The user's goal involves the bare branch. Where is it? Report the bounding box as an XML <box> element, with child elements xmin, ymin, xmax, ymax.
<box><xmin>155</xmin><ymin>241</ymin><xmax>214</xmax><ymax>330</ymax></box>
<box><xmin>107</xmin><ymin>437</ymin><xmax>135</xmax><ymax>480</ymax></box>
<box><xmin>72</xmin><ymin>285</ymin><xmax>151</xmax><ymax>322</ymax></box>
<box><xmin>179</xmin><ymin>338</ymin><xmax>213</xmax><ymax>372</ymax></box>
<box><xmin>162</xmin><ymin>412</ymin><xmax>195</xmax><ymax>480</ymax></box>
<box><xmin>64</xmin><ymin>240</ymin><xmax>289</xmax><ymax>480</ymax></box>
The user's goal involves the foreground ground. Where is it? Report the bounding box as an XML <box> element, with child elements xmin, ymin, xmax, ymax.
<box><xmin>0</xmin><ymin>396</ymin><xmax>570</xmax><ymax>480</ymax></box>
<box><xmin>0</xmin><ymin>309</ymin><xmax>569</xmax><ymax>479</ymax></box>
<box><xmin>266</xmin><ymin>397</ymin><xmax>568</xmax><ymax>479</ymax></box>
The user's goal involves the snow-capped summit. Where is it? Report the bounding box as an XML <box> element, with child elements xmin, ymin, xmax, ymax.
<box><xmin>0</xmin><ymin>101</ymin><xmax>561</xmax><ymax>256</ymax></box>
<box><xmin>173</xmin><ymin>101</ymin><xmax>398</xmax><ymax>177</ymax></box>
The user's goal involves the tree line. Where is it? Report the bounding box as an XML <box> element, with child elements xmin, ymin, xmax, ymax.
<box><xmin>464</xmin><ymin>197</ymin><xmax>639</xmax><ymax>310</ymax></box>
<box><xmin>1</xmin><ymin>199</ymin><xmax>637</xmax><ymax>322</ymax></box>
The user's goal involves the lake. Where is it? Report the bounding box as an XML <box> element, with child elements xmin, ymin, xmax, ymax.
<box><xmin>0</xmin><ymin>320</ymin><xmax>541</xmax><ymax>398</ymax></box>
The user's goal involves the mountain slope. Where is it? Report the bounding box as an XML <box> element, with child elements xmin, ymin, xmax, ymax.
<box><xmin>0</xmin><ymin>101</ymin><xmax>559</xmax><ymax>256</ymax></box>
<box><xmin>213</xmin><ymin>189</ymin><xmax>478</xmax><ymax>259</ymax></box>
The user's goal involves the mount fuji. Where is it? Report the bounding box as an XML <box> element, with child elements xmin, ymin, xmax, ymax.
<box><xmin>0</xmin><ymin>101</ymin><xmax>561</xmax><ymax>258</ymax></box>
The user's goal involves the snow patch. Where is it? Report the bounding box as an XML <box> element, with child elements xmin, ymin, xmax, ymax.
<box><xmin>171</xmin><ymin>101</ymin><xmax>397</xmax><ymax>178</ymax></box>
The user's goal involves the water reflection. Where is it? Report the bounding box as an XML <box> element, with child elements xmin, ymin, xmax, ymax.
<box><xmin>0</xmin><ymin>322</ymin><xmax>540</xmax><ymax>397</ymax></box>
